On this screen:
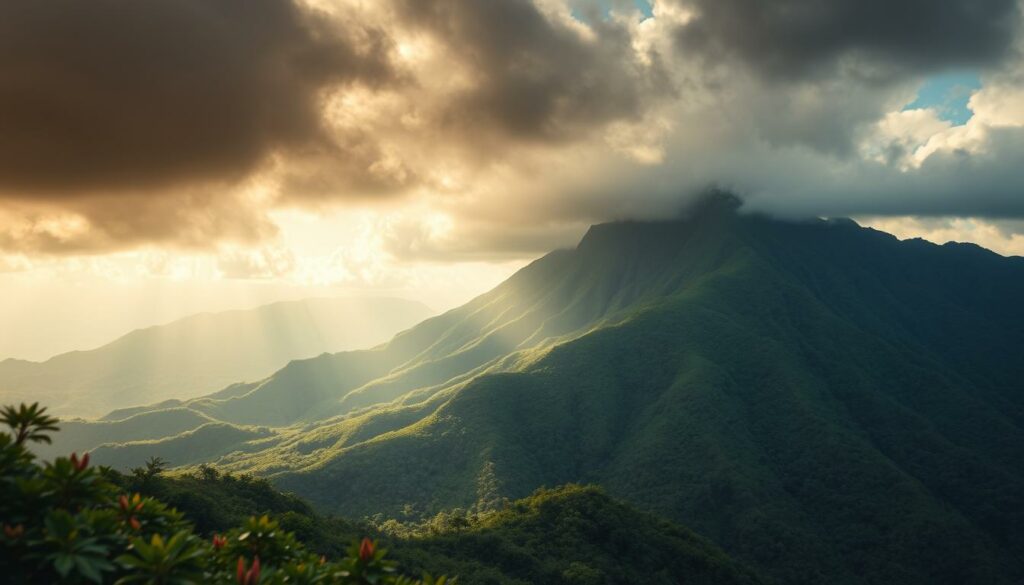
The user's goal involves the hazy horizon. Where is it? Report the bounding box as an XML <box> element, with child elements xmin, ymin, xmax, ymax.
<box><xmin>0</xmin><ymin>276</ymin><xmax>507</xmax><ymax>362</ymax></box>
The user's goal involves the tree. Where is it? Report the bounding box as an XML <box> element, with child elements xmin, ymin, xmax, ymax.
<box><xmin>1</xmin><ymin>402</ymin><xmax>58</xmax><ymax>446</ymax></box>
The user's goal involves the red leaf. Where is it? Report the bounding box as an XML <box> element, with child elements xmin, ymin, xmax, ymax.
<box><xmin>359</xmin><ymin>537</ymin><xmax>375</xmax><ymax>562</ymax></box>
<box><xmin>248</xmin><ymin>556</ymin><xmax>261</xmax><ymax>585</ymax></box>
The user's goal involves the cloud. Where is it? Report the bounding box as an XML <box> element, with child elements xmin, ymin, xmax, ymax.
<box><xmin>0</xmin><ymin>254</ymin><xmax>31</xmax><ymax>274</ymax></box>
<box><xmin>377</xmin><ymin>211</ymin><xmax>587</xmax><ymax>261</ymax></box>
<box><xmin>217</xmin><ymin>246</ymin><xmax>297</xmax><ymax>279</ymax></box>
<box><xmin>860</xmin><ymin>216</ymin><xmax>1024</xmax><ymax>257</ymax></box>
<box><xmin>3</xmin><ymin>0</ymin><xmax>1024</xmax><ymax>263</ymax></box>
<box><xmin>859</xmin><ymin>108</ymin><xmax>953</xmax><ymax>168</ymax></box>
<box><xmin>0</xmin><ymin>190</ymin><xmax>278</xmax><ymax>255</ymax></box>
<box><xmin>388</xmin><ymin>0</ymin><xmax>674</xmax><ymax>144</ymax></box>
<box><xmin>673</xmin><ymin>0</ymin><xmax>1021</xmax><ymax>81</ymax></box>
<box><xmin>0</xmin><ymin>0</ymin><xmax>396</xmax><ymax>198</ymax></box>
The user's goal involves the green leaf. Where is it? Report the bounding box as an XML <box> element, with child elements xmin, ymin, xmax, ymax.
<box><xmin>53</xmin><ymin>554</ymin><xmax>74</xmax><ymax>577</ymax></box>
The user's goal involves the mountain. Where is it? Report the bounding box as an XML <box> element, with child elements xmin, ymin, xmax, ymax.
<box><xmin>1</xmin><ymin>411</ymin><xmax>764</xmax><ymax>585</ymax></box>
<box><xmin>0</xmin><ymin>296</ymin><xmax>432</xmax><ymax>417</ymax></box>
<box><xmin>113</xmin><ymin>466</ymin><xmax>767</xmax><ymax>585</ymax></box>
<box><xmin>63</xmin><ymin>197</ymin><xmax>1024</xmax><ymax>584</ymax></box>
<box><xmin>388</xmin><ymin>485</ymin><xmax>767</xmax><ymax>585</ymax></box>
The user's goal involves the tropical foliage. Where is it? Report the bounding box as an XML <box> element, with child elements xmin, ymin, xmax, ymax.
<box><xmin>0</xmin><ymin>403</ymin><xmax>449</xmax><ymax>584</ymax></box>
<box><xmin>115</xmin><ymin>469</ymin><xmax>765</xmax><ymax>585</ymax></box>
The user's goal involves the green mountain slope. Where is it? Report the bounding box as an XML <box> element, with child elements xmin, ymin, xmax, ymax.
<box><xmin>0</xmin><ymin>296</ymin><xmax>432</xmax><ymax>417</ymax></box>
<box><xmin>116</xmin><ymin>467</ymin><xmax>766</xmax><ymax>585</ymax></box>
<box><xmin>58</xmin><ymin>199</ymin><xmax>1024</xmax><ymax>583</ymax></box>
<box><xmin>246</xmin><ymin>205</ymin><xmax>1022</xmax><ymax>584</ymax></box>
<box><xmin>89</xmin><ymin>422</ymin><xmax>274</xmax><ymax>469</ymax></box>
<box><xmin>389</xmin><ymin>485</ymin><xmax>767</xmax><ymax>585</ymax></box>
<box><xmin>95</xmin><ymin>213</ymin><xmax>740</xmax><ymax>432</ymax></box>
<box><xmin>31</xmin><ymin>406</ymin><xmax>216</xmax><ymax>461</ymax></box>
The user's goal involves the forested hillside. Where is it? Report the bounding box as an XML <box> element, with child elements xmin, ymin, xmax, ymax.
<box><xmin>54</xmin><ymin>198</ymin><xmax>1024</xmax><ymax>584</ymax></box>
<box><xmin>122</xmin><ymin>470</ymin><xmax>766</xmax><ymax>585</ymax></box>
<box><xmin>257</xmin><ymin>205</ymin><xmax>1024</xmax><ymax>584</ymax></box>
<box><xmin>1</xmin><ymin>404</ymin><xmax>763</xmax><ymax>584</ymax></box>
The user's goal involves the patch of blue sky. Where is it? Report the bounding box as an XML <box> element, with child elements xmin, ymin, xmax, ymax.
<box><xmin>903</xmin><ymin>70</ymin><xmax>982</xmax><ymax>125</ymax></box>
<box><xmin>634</xmin><ymin>0</ymin><xmax>654</xmax><ymax>18</ymax></box>
<box><xmin>571</xmin><ymin>0</ymin><xmax>654</xmax><ymax>22</ymax></box>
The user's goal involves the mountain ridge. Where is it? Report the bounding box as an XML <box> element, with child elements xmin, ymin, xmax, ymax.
<box><xmin>49</xmin><ymin>205</ymin><xmax>1024</xmax><ymax>584</ymax></box>
<box><xmin>0</xmin><ymin>296</ymin><xmax>433</xmax><ymax>417</ymax></box>
<box><xmin>256</xmin><ymin>210</ymin><xmax>1024</xmax><ymax>584</ymax></box>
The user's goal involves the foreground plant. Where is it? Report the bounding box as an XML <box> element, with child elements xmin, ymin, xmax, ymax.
<box><xmin>0</xmin><ymin>402</ymin><xmax>453</xmax><ymax>584</ymax></box>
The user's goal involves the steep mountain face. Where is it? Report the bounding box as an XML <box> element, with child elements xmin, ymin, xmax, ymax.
<box><xmin>0</xmin><ymin>296</ymin><xmax>432</xmax><ymax>417</ymax></box>
<box><xmin>261</xmin><ymin>210</ymin><xmax>1024</xmax><ymax>584</ymax></box>
<box><xmin>66</xmin><ymin>204</ymin><xmax>1024</xmax><ymax>584</ymax></box>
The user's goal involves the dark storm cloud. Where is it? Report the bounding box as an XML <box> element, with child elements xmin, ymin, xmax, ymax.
<box><xmin>392</xmin><ymin>0</ymin><xmax>673</xmax><ymax>143</ymax></box>
<box><xmin>0</xmin><ymin>0</ymin><xmax>396</xmax><ymax>197</ymax></box>
<box><xmin>0</xmin><ymin>192</ymin><xmax>278</xmax><ymax>255</ymax></box>
<box><xmin>3</xmin><ymin>0</ymin><xmax>1023</xmax><ymax>261</ymax></box>
<box><xmin>674</xmin><ymin>0</ymin><xmax>1022</xmax><ymax>80</ymax></box>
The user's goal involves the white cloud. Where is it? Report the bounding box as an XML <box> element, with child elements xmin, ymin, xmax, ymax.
<box><xmin>2</xmin><ymin>0</ymin><xmax>1024</xmax><ymax>315</ymax></box>
<box><xmin>217</xmin><ymin>247</ymin><xmax>298</xmax><ymax>280</ymax></box>
<box><xmin>860</xmin><ymin>216</ymin><xmax>1024</xmax><ymax>257</ymax></box>
<box><xmin>860</xmin><ymin>109</ymin><xmax>952</xmax><ymax>168</ymax></box>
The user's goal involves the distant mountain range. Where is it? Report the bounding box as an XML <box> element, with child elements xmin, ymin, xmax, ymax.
<box><xmin>0</xmin><ymin>296</ymin><xmax>432</xmax><ymax>417</ymax></box>
<box><xmin>48</xmin><ymin>196</ymin><xmax>1024</xmax><ymax>584</ymax></box>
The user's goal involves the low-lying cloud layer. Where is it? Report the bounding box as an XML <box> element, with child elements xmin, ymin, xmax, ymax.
<box><xmin>1</xmin><ymin>0</ymin><xmax>1023</xmax><ymax>260</ymax></box>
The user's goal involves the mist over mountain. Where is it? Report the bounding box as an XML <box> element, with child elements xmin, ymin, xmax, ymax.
<box><xmin>0</xmin><ymin>296</ymin><xmax>432</xmax><ymax>418</ymax></box>
<box><xmin>54</xmin><ymin>200</ymin><xmax>1024</xmax><ymax>584</ymax></box>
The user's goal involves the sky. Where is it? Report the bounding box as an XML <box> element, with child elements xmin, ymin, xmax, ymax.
<box><xmin>1</xmin><ymin>0</ymin><xmax>1024</xmax><ymax>360</ymax></box>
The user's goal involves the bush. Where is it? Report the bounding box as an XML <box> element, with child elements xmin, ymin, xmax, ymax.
<box><xmin>0</xmin><ymin>403</ymin><xmax>453</xmax><ymax>585</ymax></box>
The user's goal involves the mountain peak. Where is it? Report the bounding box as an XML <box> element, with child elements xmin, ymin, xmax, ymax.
<box><xmin>48</xmin><ymin>201</ymin><xmax>1024</xmax><ymax>584</ymax></box>
<box><xmin>680</xmin><ymin>189</ymin><xmax>744</xmax><ymax>219</ymax></box>
<box><xmin>576</xmin><ymin>191</ymin><xmax>748</xmax><ymax>253</ymax></box>
<box><xmin>577</xmin><ymin>193</ymin><xmax>737</xmax><ymax>255</ymax></box>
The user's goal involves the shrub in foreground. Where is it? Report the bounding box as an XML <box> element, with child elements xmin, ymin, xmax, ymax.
<box><xmin>0</xmin><ymin>403</ymin><xmax>453</xmax><ymax>584</ymax></box>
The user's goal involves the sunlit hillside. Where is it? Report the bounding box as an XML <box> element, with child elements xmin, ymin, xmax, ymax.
<box><xmin>0</xmin><ymin>297</ymin><xmax>432</xmax><ymax>417</ymax></box>
<box><xmin>54</xmin><ymin>201</ymin><xmax>1024</xmax><ymax>584</ymax></box>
